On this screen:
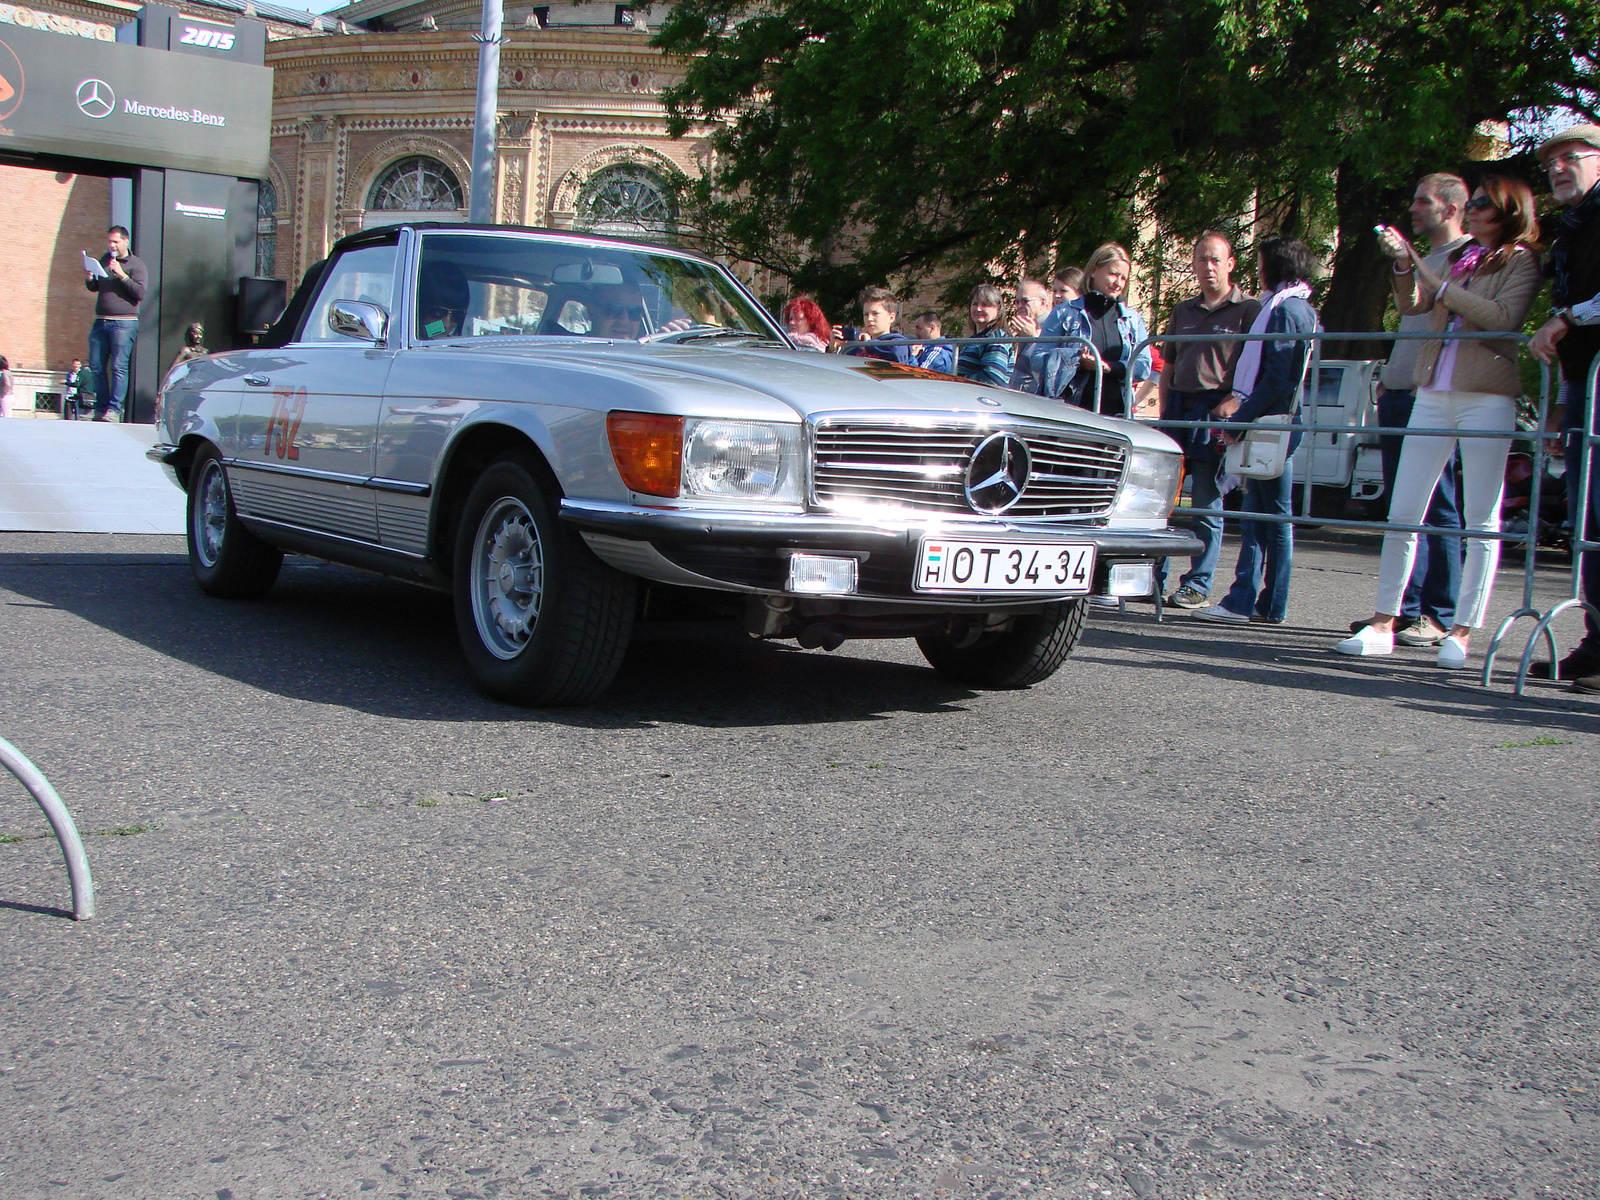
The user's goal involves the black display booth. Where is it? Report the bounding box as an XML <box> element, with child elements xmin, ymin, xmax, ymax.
<box><xmin>0</xmin><ymin>6</ymin><xmax>274</xmax><ymax>422</ymax></box>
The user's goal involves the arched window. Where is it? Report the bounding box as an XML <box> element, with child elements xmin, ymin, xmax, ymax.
<box><xmin>576</xmin><ymin>163</ymin><xmax>676</xmax><ymax>236</ymax></box>
<box><xmin>367</xmin><ymin>156</ymin><xmax>464</xmax><ymax>213</ymax></box>
<box><xmin>255</xmin><ymin>178</ymin><xmax>277</xmax><ymax>278</ymax></box>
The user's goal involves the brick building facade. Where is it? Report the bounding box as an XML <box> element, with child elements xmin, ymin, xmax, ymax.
<box><xmin>265</xmin><ymin>10</ymin><xmax>709</xmax><ymax>291</ymax></box>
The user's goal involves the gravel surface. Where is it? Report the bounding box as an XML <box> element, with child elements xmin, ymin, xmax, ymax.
<box><xmin>0</xmin><ymin>532</ymin><xmax>1595</xmax><ymax>1200</ymax></box>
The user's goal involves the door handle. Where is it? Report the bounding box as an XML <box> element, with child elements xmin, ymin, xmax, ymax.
<box><xmin>244</xmin><ymin>375</ymin><xmax>271</xmax><ymax>387</ymax></box>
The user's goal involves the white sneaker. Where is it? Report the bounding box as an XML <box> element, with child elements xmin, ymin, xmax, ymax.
<box><xmin>1192</xmin><ymin>604</ymin><xmax>1250</xmax><ymax>623</ymax></box>
<box><xmin>1436</xmin><ymin>635</ymin><xmax>1469</xmax><ymax>669</ymax></box>
<box><xmin>1335</xmin><ymin>625</ymin><xmax>1394</xmax><ymax>656</ymax></box>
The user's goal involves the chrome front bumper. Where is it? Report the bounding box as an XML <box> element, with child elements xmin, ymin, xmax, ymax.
<box><xmin>559</xmin><ymin>498</ymin><xmax>1202</xmax><ymax>602</ymax></box>
<box><xmin>559</xmin><ymin>498</ymin><xmax>1202</xmax><ymax>558</ymax></box>
<box><xmin>146</xmin><ymin>442</ymin><xmax>184</xmax><ymax>490</ymax></box>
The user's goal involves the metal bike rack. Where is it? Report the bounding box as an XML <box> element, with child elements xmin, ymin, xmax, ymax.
<box><xmin>0</xmin><ymin>737</ymin><xmax>95</xmax><ymax>920</ymax></box>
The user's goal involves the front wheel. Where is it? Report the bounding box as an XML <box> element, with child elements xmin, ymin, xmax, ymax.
<box><xmin>186</xmin><ymin>444</ymin><xmax>282</xmax><ymax>598</ymax></box>
<box><xmin>916</xmin><ymin>599</ymin><xmax>1087</xmax><ymax>688</ymax></box>
<box><xmin>451</xmin><ymin>457</ymin><xmax>636</xmax><ymax>706</ymax></box>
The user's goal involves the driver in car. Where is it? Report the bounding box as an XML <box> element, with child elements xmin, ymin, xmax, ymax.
<box><xmin>589</xmin><ymin>284</ymin><xmax>650</xmax><ymax>339</ymax></box>
<box><xmin>587</xmin><ymin>283</ymin><xmax>699</xmax><ymax>341</ymax></box>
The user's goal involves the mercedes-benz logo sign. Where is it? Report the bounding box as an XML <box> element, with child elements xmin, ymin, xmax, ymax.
<box><xmin>75</xmin><ymin>78</ymin><xmax>114</xmax><ymax>119</ymax></box>
<box><xmin>964</xmin><ymin>431</ymin><xmax>1031</xmax><ymax>514</ymax></box>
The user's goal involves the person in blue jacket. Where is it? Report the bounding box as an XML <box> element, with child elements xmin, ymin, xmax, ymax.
<box><xmin>955</xmin><ymin>284</ymin><xmax>1016</xmax><ymax>386</ymax></box>
<box><xmin>1193</xmin><ymin>235</ymin><xmax>1321</xmax><ymax>626</ymax></box>
<box><xmin>1022</xmin><ymin>243</ymin><xmax>1152</xmax><ymax>414</ymax></box>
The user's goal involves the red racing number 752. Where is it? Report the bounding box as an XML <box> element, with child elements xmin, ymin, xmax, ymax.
<box><xmin>264</xmin><ymin>386</ymin><xmax>306</xmax><ymax>460</ymax></box>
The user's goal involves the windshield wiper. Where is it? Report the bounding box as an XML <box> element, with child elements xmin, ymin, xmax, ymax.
<box><xmin>640</xmin><ymin>325</ymin><xmax>774</xmax><ymax>345</ymax></box>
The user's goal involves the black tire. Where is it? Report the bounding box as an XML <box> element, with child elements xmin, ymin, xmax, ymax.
<box><xmin>916</xmin><ymin>599</ymin><xmax>1087</xmax><ymax>688</ymax></box>
<box><xmin>452</xmin><ymin>456</ymin><xmax>636</xmax><ymax>706</ymax></box>
<box><xmin>186</xmin><ymin>444</ymin><xmax>283</xmax><ymax>599</ymax></box>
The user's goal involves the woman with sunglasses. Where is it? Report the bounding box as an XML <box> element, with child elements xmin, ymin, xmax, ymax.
<box><xmin>1337</xmin><ymin>176</ymin><xmax>1542</xmax><ymax>668</ymax></box>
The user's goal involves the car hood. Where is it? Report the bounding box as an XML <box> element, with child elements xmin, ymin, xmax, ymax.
<box><xmin>442</xmin><ymin>340</ymin><xmax>1180</xmax><ymax>452</ymax></box>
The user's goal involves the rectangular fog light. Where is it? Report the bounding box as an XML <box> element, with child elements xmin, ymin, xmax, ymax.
<box><xmin>787</xmin><ymin>553</ymin><xmax>858</xmax><ymax>595</ymax></box>
<box><xmin>1106</xmin><ymin>562</ymin><xmax>1154</xmax><ymax>598</ymax></box>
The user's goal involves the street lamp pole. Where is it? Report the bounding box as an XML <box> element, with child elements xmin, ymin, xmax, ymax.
<box><xmin>468</xmin><ymin>0</ymin><xmax>504</xmax><ymax>223</ymax></box>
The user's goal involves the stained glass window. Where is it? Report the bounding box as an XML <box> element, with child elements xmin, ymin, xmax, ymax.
<box><xmin>368</xmin><ymin>156</ymin><xmax>465</xmax><ymax>212</ymax></box>
<box><xmin>576</xmin><ymin>164</ymin><xmax>676</xmax><ymax>235</ymax></box>
<box><xmin>256</xmin><ymin>178</ymin><xmax>277</xmax><ymax>278</ymax></box>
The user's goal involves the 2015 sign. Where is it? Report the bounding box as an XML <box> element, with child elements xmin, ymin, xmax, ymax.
<box><xmin>179</xmin><ymin>25</ymin><xmax>235</xmax><ymax>51</ymax></box>
<box><xmin>264</xmin><ymin>386</ymin><xmax>305</xmax><ymax>460</ymax></box>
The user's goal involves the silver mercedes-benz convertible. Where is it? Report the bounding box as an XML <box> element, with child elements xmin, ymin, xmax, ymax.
<box><xmin>150</xmin><ymin>223</ymin><xmax>1200</xmax><ymax>705</ymax></box>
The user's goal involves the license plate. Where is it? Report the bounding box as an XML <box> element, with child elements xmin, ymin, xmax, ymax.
<box><xmin>915</xmin><ymin>539</ymin><xmax>1096</xmax><ymax>594</ymax></box>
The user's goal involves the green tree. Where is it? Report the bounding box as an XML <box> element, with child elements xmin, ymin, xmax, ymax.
<box><xmin>657</xmin><ymin>0</ymin><xmax>1600</xmax><ymax>327</ymax></box>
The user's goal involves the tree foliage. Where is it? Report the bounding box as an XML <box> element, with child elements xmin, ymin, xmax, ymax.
<box><xmin>656</xmin><ymin>0</ymin><xmax>1600</xmax><ymax>326</ymax></box>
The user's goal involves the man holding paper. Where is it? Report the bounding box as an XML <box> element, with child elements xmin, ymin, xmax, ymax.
<box><xmin>84</xmin><ymin>225</ymin><xmax>147</xmax><ymax>422</ymax></box>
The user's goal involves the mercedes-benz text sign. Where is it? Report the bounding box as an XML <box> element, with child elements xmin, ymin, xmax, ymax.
<box><xmin>0</xmin><ymin>24</ymin><xmax>268</xmax><ymax>176</ymax></box>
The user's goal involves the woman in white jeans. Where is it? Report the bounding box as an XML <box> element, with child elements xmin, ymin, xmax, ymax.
<box><xmin>1338</xmin><ymin>175</ymin><xmax>1541</xmax><ymax>668</ymax></box>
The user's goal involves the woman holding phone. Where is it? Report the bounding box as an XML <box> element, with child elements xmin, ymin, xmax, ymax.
<box><xmin>1336</xmin><ymin>176</ymin><xmax>1542</xmax><ymax>667</ymax></box>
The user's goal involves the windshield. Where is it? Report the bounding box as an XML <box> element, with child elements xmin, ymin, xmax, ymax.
<box><xmin>411</xmin><ymin>232</ymin><xmax>781</xmax><ymax>343</ymax></box>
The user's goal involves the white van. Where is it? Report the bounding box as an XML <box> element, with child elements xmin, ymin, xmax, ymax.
<box><xmin>1290</xmin><ymin>358</ymin><xmax>1387</xmax><ymax>513</ymax></box>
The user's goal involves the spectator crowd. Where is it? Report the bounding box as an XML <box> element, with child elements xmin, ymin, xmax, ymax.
<box><xmin>777</xmin><ymin>122</ymin><xmax>1600</xmax><ymax>690</ymax></box>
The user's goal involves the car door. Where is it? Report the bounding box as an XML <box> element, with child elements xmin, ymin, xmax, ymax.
<box><xmin>227</xmin><ymin>240</ymin><xmax>400</xmax><ymax>544</ymax></box>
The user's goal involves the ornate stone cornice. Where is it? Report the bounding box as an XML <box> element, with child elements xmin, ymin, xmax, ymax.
<box><xmin>265</xmin><ymin>28</ymin><xmax>683</xmax><ymax>69</ymax></box>
<box><xmin>273</xmin><ymin>52</ymin><xmax>682</xmax><ymax>100</ymax></box>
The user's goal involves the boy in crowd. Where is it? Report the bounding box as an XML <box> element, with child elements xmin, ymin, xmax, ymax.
<box><xmin>830</xmin><ymin>286</ymin><xmax>914</xmax><ymax>364</ymax></box>
<box><xmin>909</xmin><ymin>311</ymin><xmax>954</xmax><ymax>374</ymax></box>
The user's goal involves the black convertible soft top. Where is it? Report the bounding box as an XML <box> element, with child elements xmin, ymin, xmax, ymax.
<box><xmin>256</xmin><ymin>257</ymin><xmax>326</xmax><ymax>349</ymax></box>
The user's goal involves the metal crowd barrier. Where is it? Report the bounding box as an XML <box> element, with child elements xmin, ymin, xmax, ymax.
<box><xmin>1120</xmin><ymin>329</ymin><xmax>1556</xmax><ymax>690</ymax></box>
<box><xmin>1511</xmin><ymin>355</ymin><xmax>1600</xmax><ymax>693</ymax></box>
<box><xmin>839</xmin><ymin>325</ymin><xmax>1588</xmax><ymax>696</ymax></box>
<box><xmin>835</xmin><ymin>332</ymin><xmax>1104</xmax><ymax>413</ymax></box>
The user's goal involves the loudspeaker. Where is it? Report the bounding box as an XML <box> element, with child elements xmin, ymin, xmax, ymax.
<box><xmin>237</xmin><ymin>276</ymin><xmax>288</xmax><ymax>336</ymax></box>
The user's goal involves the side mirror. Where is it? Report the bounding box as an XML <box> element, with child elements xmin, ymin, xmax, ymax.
<box><xmin>328</xmin><ymin>299</ymin><xmax>389</xmax><ymax>343</ymax></box>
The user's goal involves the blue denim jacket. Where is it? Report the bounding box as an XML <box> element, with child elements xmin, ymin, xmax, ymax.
<box><xmin>1022</xmin><ymin>297</ymin><xmax>1152</xmax><ymax>401</ymax></box>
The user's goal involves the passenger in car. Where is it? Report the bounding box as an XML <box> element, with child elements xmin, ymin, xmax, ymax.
<box><xmin>417</xmin><ymin>263</ymin><xmax>470</xmax><ymax>339</ymax></box>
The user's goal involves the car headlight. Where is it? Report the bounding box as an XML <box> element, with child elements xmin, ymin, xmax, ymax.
<box><xmin>1109</xmin><ymin>447</ymin><xmax>1183</xmax><ymax>519</ymax></box>
<box><xmin>607</xmin><ymin>412</ymin><xmax>803</xmax><ymax>504</ymax></box>
<box><xmin>681</xmin><ymin>418</ymin><xmax>803</xmax><ymax>504</ymax></box>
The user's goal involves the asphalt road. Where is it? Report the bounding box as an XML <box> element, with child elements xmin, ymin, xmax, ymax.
<box><xmin>0</xmin><ymin>532</ymin><xmax>1595</xmax><ymax>1200</ymax></box>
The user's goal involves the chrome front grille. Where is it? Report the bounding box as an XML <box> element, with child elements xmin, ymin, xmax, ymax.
<box><xmin>811</xmin><ymin>420</ymin><xmax>1127</xmax><ymax>517</ymax></box>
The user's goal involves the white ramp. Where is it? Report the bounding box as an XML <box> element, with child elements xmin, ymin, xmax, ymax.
<box><xmin>0</xmin><ymin>421</ymin><xmax>186</xmax><ymax>534</ymax></box>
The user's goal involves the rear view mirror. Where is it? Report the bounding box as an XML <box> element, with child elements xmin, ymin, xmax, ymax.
<box><xmin>328</xmin><ymin>300</ymin><xmax>389</xmax><ymax>343</ymax></box>
<box><xmin>550</xmin><ymin>260</ymin><xmax>625</xmax><ymax>286</ymax></box>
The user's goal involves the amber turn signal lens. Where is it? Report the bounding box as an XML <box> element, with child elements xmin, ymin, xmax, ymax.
<box><xmin>607</xmin><ymin>412</ymin><xmax>683</xmax><ymax>497</ymax></box>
